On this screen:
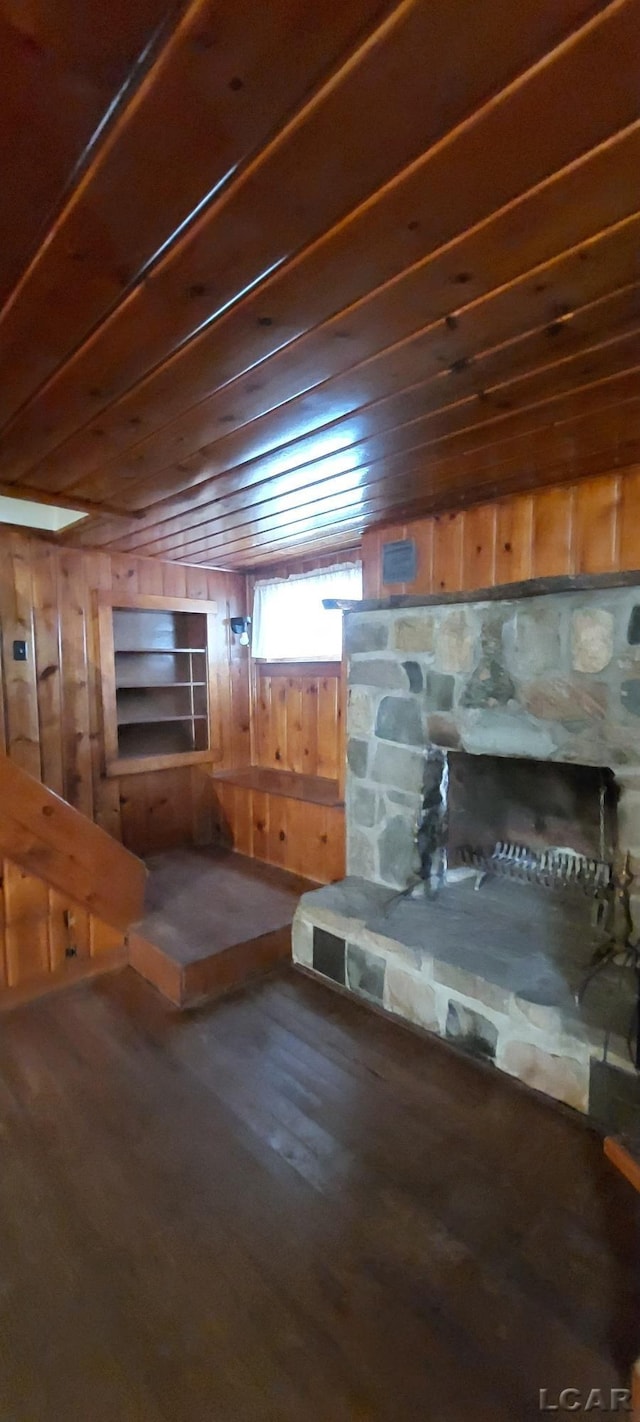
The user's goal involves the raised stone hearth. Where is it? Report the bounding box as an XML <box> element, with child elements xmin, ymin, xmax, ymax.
<box><xmin>293</xmin><ymin>876</ymin><xmax>640</xmax><ymax>1127</ymax></box>
<box><xmin>295</xmin><ymin>583</ymin><xmax>640</xmax><ymax>1131</ymax></box>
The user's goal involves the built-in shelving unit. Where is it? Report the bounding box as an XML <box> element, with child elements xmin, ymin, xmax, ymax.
<box><xmin>113</xmin><ymin>607</ymin><xmax>209</xmax><ymax>760</ymax></box>
<box><xmin>98</xmin><ymin>595</ymin><xmax>220</xmax><ymax>775</ymax></box>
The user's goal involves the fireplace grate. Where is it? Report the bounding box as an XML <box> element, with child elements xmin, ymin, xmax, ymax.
<box><xmin>459</xmin><ymin>841</ymin><xmax>612</xmax><ymax>895</ymax></box>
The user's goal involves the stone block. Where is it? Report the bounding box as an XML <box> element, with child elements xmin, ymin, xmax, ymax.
<box><xmin>432</xmin><ymin>960</ymin><xmax>510</xmax><ymax>1014</ymax></box>
<box><xmin>393</xmin><ymin>615</ymin><xmax>435</xmax><ymax>653</ymax></box>
<box><xmin>345</xmin><ymin>617</ymin><xmax>388</xmax><ymax>653</ymax></box>
<box><xmin>350</xmin><ymin>784</ymin><xmax>378</xmax><ymax>829</ymax></box>
<box><xmin>460</xmin><ymin>711</ymin><xmax>556</xmax><ymax>760</ymax></box>
<box><xmin>426</xmin><ymin>714</ymin><xmax>461</xmax><ymax>748</ymax></box>
<box><xmin>571</xmin><ymin>609</ymin><xmax>614</xmax><ymax>673</ymax></box>
<box><xmin>503</xmin><ymin>607</ymin><xmax>561</xmax><ymax>678</ymax></box>
<box><xmin>459</xmin><ymin>658</ymin><xmax>515</xmax><ymax>709</ymax></box>
<box><xmin>621</xmin><ymin>680</ymin><xmax>640</xmax><ymax>717</ymax></box>
<box><xmin>500</xmin><ymin>1040</ymin><xmax>589</xmax><ymax>1113</ymax></box>
<box><xmin>292</xmin><ymin>912</ymin><xmax>313</xmax><ymax>967</ymax></box>
<box><xmin>628</xmin><ymin>606</ymin><xmax>640</xmax><ymax>645</ymax></box>
<box><xmin>387</xmin><ymin>788</ymin><xmax>423</xmax><ymax>811</ymax></box>
<box><xmin>375</xmin><ymin>695</ymin><xmax>423</xmax><ymax>746</ymax></box>
<box><xmin>312</xmin><ymin>928</ymin><xmax>346</xmax><ymax>984</ymax></box>
<box><xmin>346</xmin><ymin>827</ymin><xmax>376</xmax><ymax>880</ymax></box>
<box><xmin>435</xmin><ymin>610</ymin><xmax>475</xmax><ymax>673</ymax></box>
<box><xmin>378</xmin><ymin>815</ymin><xmax>419</xmax><ymax>888</ymax></box>
<box><xmin>371</xmin><ymin>742</ymin><xmax>424</xmax><ymax>793</ymax></box>
<box><xmin>402</xmin><ymin>660</ymin><xmax>423</xmax><ymax>692</ymax></box>
<box><xmin>346</xmin><ymin>737</ymin><xmax>368</xmax><ymax>778</ymax></box>
<box><xmin>519</xmin><ymin>677</ymin><xmax>607</xmax><ymax>721</ymax></box>
<box><xmin>384</xmin><ymin>962</ymin><xmax>439</xmax><ymax>1031</ymax></box>
<box><xmin>426</xmin><ymin>671</ymin><xmax>455</xmax><ymax>711</ymax></box>
<box><xmin>349</xmin><ymin>659</ymin><xmax>407</xmax><ymax>690</ymax></box>
<box><xmin>346</xmin><ymin>943</ymin><xmax>386</xmax><ymax>1003</ymax></box>
<box><xmin>347</xmin><ymin>687</ymin><xmax>376</xmax><ymax>737</ymax></box>
<box><xmin>445</xmin><ymin>1001</ymin><xmax>498</xmax><ymax>1060</ymax></box>
<box><xmin>360</xmin><ymin>925</ymin><xmax>427</xmax><ymax>973</ymax></box>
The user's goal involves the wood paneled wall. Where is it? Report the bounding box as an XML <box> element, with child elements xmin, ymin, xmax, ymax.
<box><xmin>0</xmin><ymin>529</ymin><xmax>250</xmax><ymax>856</ymax></box>
<box><xmin>211</xmin><ymin>781</ymin><xmax>344</xmax><ymax>885</ymax></box>
<box><xmin>252</xmin><ymin>666</ymin><xmax>342</xmax><ymax>780</ymax></box>
<box><xmin>246</xmin><ymin>550</ymin><xmax>356</xmax><ymax>781</ymax></box>
<box><xmin>0</xmin><ymin>858</ymin><xmax>125</xmax><ymax>1006</ymax></box>
<box><xmin>362</xmin><ymin>466</ymin><xmax>640</xmax><ymax>598</ymax></box>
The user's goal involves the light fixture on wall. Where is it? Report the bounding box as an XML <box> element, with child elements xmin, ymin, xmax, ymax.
<box><xmin>230</xmin><ymin>615</ymin><xmax>251</xmax><ymax>646</ymax></box>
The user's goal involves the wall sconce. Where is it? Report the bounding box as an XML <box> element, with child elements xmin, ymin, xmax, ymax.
<box><xmin>230</xmin><ymin>615</ymin><xmax>251</xmax><ymax>646</ymax></box>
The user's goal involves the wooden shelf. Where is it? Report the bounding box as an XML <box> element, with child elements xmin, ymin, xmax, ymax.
<box><xmin>211</xmin><ymin>765</ymin><xmax>343</xmax><ymax>808</ymax></box>
<box><xmin>117</xmin><ymin>713</ymin><xmax>208</xmax><ymax>726</ymax></box>
<box><xmin>105</xmin><ymin>604</ymin><xmax>211</xmax><ymax>767</ymax></box>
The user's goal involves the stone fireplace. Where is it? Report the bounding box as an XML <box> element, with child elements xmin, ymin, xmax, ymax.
<box><xmin>293</xmin><ymin>584</ymin><xmax>640</xmax><ymax>1131</ymax></box>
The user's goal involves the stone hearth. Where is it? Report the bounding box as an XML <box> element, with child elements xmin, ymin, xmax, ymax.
<box><xmin>293</xmin><ymin>584</ymin><xmax>640</xmax><ymax>1131</ymax></box>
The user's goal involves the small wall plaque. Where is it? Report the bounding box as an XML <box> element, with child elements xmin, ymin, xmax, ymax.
<box><xmin>382</xmin><ymin>538</ymin><xmax>417</xmax><ymax>586</ymax></box>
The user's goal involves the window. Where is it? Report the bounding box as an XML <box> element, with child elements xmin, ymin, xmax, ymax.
<box><xmin>252</xmin><ymin>562</ymin><xmax>362</xmax><ymax>661</ymax></box>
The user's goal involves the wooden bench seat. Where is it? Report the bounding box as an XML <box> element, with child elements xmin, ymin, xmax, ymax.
<box><xmin>209</xmin><ymin>766</ymin><xmax>345</xmax><ymax>883</ymax></box>
<box><xmin>210</xmin><ymin>765</ymin><xmax>343</xmax><ymax>807</ymax></box>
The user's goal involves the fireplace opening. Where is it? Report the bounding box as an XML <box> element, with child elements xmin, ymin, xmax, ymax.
<box><xmin>418</xmin><ymin>751</ymin><xmax>618</xmax><ymax>896</ymax></box>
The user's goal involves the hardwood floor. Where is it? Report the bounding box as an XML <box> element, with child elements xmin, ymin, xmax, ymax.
<box><xmin>0</xmin><ymin>965</ymin><xmax>638</xmax><ymax>1421</ymax></box>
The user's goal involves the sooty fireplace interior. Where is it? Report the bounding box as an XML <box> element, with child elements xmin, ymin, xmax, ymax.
<box><xmin>418</xmin><ymin>751</ymin><xmax>618</xmax><ymax>897</ymax></box>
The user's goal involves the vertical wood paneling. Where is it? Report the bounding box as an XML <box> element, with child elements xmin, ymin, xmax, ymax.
<box><xmin>0</xmin><ymin>855</ymin><xmax>125</xmax><ymax>999</ymax></box>
<box><xmin>317</xmin><ymin>677</ymin><xmax>339</xmax><ymax>779</ymax></box>
<box><xmin>573</xmin><ymin>475</ymin><xmax>620</xmax><ymax>573</ymax></box>
<box><xmin>211</xmin><ymin>785</ymin><xmax>344</xmax><ymax>884</ymax></box>
<box><xmin>461</xmin><ymin>504</ymin><xmax>497</xmax><ymax>592</ymax></box>
<box><xmin>253</xmin><ymin>669</ymin><xmax>341</xmax><ymax>780</ymax></box>
<box><xmin>0</xmin><ymin>534</ymin><xmax>40</xmax><ymax>777</ymax></box>
<box><xmin>0</xmin><ymin>529</ymin><xmax>249</xmax><ymax>858</ymax></box>
<box><xmin>432</xmin><ymin>512</ymin><xmax>464</xmax><ymax>593</ymax></box>
<box><xmin>495</xmin><ymin>493</ymin><xmax>534</xmax><ymax>585</ymax></box>
<box><xmin>285</xmin><ymin>678</ymin><xmax>304</xmax><ymax>773</ymax></box>
<box><xmin>31</xmin><ymin>541</ymin><xmax>64</xmax><ymax>797</ymax></box>
<box><xmin>58</xmin><ymin>549</ymin><xmax>93</xmax><ymax>818</ymax></box>
<box><xmin>4</xmin><ymin>860</ymin><xmax>50</xmax><ymax>986</ymax></box>
<box><xmin>364</xmin><ymin>468</ymin><xmax>640</xmax><ymax>598</ymax></box>
<box><xmin>531</xmin><ymin>486</ymin><xmax>575</xmax><ymax>579</ymax></box>
<box><xmin>301</xmin><ymin>677</ymin><xmax>320</xmax><ymax>774</ymax></box>
<box><xmin>619</xmin><ymin>468</ymin><xmax>640</xmax><ymax>571</ymax></box>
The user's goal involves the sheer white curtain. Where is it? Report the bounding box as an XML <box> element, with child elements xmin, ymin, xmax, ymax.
<box><xmin>252</xmin><ymin>562</ymin><xmax>362</xmax><ymax>660</ymax></box>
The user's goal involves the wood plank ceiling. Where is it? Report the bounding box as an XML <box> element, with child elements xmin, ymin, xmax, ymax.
<box><xmin>0</xmin><ymin>0</ymin><xmax>639</xmax><ymax>569</ymax></box>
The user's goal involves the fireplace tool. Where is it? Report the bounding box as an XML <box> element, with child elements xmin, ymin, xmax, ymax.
<box><xmin>575</xmin><ymin>851</ymin><xmax>640</xmax><ymax>1070</ymax></box>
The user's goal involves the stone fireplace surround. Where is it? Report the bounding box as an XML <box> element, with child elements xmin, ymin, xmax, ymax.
<box><xmin>293</xmin><ymin>583</ymin><xmax>640</xmax><ymax>1130</ymax></box>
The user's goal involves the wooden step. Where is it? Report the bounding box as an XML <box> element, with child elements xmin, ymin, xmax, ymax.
<box><xmin>129</xmin><ymin>845</ymin><xmax>312</xmax><ymax>1008</ymax></box>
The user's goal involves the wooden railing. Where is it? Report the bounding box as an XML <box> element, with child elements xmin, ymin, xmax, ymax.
<box><xmin>0</xmin><ymin>756</ymin><xmax>146</xmax><ymax>931</ymax></box>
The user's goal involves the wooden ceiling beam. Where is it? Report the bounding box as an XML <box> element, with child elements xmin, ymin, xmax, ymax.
<box><xmin>1</xmin><ymin>0</ymin><xmax>635</xmax><ymax>489</ymax></box>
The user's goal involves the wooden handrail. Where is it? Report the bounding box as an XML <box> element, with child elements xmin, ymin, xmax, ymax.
<box><xmin>0</xmin><ymin>757</ymin><xmax>146</xmax><ymax>931</ymax></box>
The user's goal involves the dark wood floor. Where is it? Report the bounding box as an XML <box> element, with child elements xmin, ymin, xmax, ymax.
<box><xmin>0</xmin><ymin>967</ymin><xmax>639</xmax><ymax>1421</ymax></box>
